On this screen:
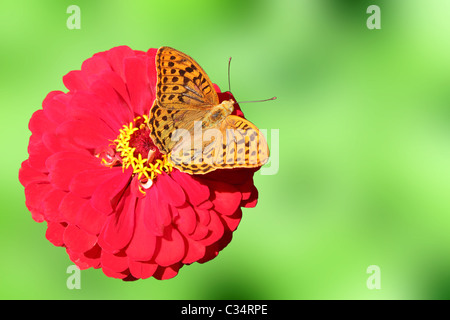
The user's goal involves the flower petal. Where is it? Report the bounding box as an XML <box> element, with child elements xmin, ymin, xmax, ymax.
<box><xmin>126</xmin><ymin>200</ymin><xmax>157</xmax><ymax>261</ymax></box>
<box><xmin>175</xmin><ymin>205</ymin><xmax>197</xmax><ymax>236</ymax></box>
<box><xmin>90</xmin><ymin>167</ymin><xmax>132</xmax><ymax>214</ymax></box>
<box><xmin>155</xmin><ymin>172</ymin><xmax>186</xmax><ymax>207</ymax></box>
<box><xmin>76</xmin><ymin>201</ymin><xmax>107</xmax><ymax>236</ymax></box>
<box><xmin>182</xmin><ymin>237</ymin><xmax>206</xmax><ymax>264</ymax></box>
<box><xmin>63</xmin><ymin>224</ymin><xmax>97</xmax><ymax>253</ymax></box>
<box><xmin>19</xmin><ymin>160</ymin><xmax>47</xmax><ymax>187</ymax></box>
<box><xmin>208</xmin><ymin>180</ymin><xmax>241</xmax><ymax>216</ymax></box>
<box><xmin>199</xmin><ymin>210</ymin><xmax>225</xmax><ymax>247</ymax></box>
<box><xmin>128</xmin><ymin>259</ymin><xmax>158</xmax><ymax>280</ymax></box>
<box><xmin>153</xmin><ymin>263</ymin><xmax>182</xmax><ymax>280</ymax></box>
<box><xmin>98</xmin><ymin>189</ymin><xmax>136</xmax><ymax>253</ymax></box>
<box><xmin>63</xmin><ymin>70</ymin><xmax>89</xmax><ymax>92</ymax></box>
<box><xmin>101</xmin><ymin>250</ymin><xmax>128</xmax><ymax>273</ymax></box>
<box><xmin>70</xmin><ymin>167</ymin><xmax>124</xmax><ymax>199</ymax></box>
<box><xmin>45</xmin><ymin>222</ymin><xmax>66</xmax><ymax>246</ymax></box>
<box><xmin>171</xmin><ymin>169</ymin><xmax>210</xmax><ymax>206</ymax></box>
<box><xmin>24</xmin><ymin>182</ymin><xmax>52</xmax><ymax>222</ymax></box>
<box><xmin>59</xmin><ymin>192</ymin><xmax>86</xmax><ymax>224</ymax></box>
<box><xmin>154</xmin><ymin>227</ymin><xmax>185</xmax><ymax>267</ymax></box>
<box><xmin>43</xmin><ymin>188</ymin><xmax>67</xmax><ymax>221</ymax></box>
<box><xmin>46</xmin><ymin>151</ymin><xmax>101</xmax><ymax>191</ymax></box>
<box><xmin>124</xmin><ymin>56</ymin><xmax>152</xmax><ymax>116</ymax></box>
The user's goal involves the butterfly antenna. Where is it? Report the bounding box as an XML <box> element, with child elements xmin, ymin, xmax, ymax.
<box><xmin>228</xmin><ymin>57</ymin><xmax>232</xmax><ymax>92</ymax></box>
<box><xmin>236</xmin><ymin>97</ymin><xmax>277</xmax><ymax>104</ymax></box>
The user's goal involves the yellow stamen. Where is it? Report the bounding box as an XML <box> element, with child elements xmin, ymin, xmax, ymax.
<box><xmin>108</xmin><ymin>116</ymin><xmax>173</xmax><ymax>192</ymax></box>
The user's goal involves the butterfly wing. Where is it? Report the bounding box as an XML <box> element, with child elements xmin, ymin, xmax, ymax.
<box><xmin>148</xmin><ymin>100</ymin><xmax>211</xmax><ymax>154</ymax></box>
<box><xmin>155</xmin><ymin>46</ymin><xmax>219</xmax><ymax>109</ymax></box>
<box><xmin>170</xmin><ymin>115</ymin><xmax>269</xmax><ymax>174</ymax></box>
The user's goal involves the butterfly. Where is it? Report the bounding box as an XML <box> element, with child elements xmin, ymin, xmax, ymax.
<box><xmin>148</xmin><ymin>46</ymin><xmax>269</xmax><ymax>175</ymax></box>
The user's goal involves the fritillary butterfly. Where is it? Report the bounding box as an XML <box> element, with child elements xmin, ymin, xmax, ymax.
<box><xmin>148</xmin><ymin>46</ymin><xmax>269</xmax><ymax>174</ymax></box>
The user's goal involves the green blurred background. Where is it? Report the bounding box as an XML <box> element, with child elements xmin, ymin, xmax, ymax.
<box><xmin>2</xmin><ymin>0</ymin><xmax>450</xmax><ymax>299</ymax></box>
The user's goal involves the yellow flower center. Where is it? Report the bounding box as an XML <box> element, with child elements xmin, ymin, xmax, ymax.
<box><xmin>100</xmin><ymin>115</ymin><xmax>172</xmax><ymax>190</ymax></box>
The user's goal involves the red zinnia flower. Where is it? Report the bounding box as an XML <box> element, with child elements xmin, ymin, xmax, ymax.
<box><xmin>18</xmin><ymin>46</ymin><xmax>260</xmax><ymax>280</ymax></box>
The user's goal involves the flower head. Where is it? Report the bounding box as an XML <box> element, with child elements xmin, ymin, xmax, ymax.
<box><xmin>19</xmin><ymin>46</ymin><xmax>260</xmax><ymax>280</ymax></box>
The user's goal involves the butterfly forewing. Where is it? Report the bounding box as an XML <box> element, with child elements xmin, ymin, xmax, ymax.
<box><xmin>149</xmin><ymin>101</ymin><xmax>211</xmax><ymax>154</ymax></box>
<box><xmin>156</xmin><ymin>47</ymin><xmax>219</xmax><ymax>109</ymax></box>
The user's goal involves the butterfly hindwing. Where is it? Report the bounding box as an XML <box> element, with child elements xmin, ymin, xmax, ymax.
<box><xmin>169</xmin><ymin>115</ymin><xmax>269</xmax><ymax>174</ymax></box>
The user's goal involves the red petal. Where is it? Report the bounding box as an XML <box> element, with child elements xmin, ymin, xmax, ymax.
<box><xmin>182</xmin><ymin>237</ymin><xmax>206</xmax><ymax>264</ymax></box>
<box><xmin>98</xmin><ymin>190</ymin><xmax>136</xmax><ymax>253</ymax></box>
<box><xmin>146</xmin><ymin>48</ymin><xmax>157</xmax><ymax>101</ymax></box>
<box><xmin>45</xmin><ymin>221</ymin><xmax>66</xmax><ymax>246</ymax></box>
<box><xmin>175</xmin><ymin>205</ymin><xmax>197</xmax><ymax>236</ymax></box>
<box><xmin>199</xmin><ymin>210</ymin><xmax>225</xmax><ymax>246</ymax></box>
<box><xmin>59</xmin><ymin>192</ymin><xmax>86</xmax><ymax>224</ymax></box>
<box><xmin>153</xmin><ymin>263</ymin><xmax>182</xmax><ymax>280</ymax></box>
<box><xmin>236</xmin><ymin>177</ymin><xmax>259</xmax><ymax>208</ymax></box>
<box><xmin>128</xmin><ymin>259</ymin><xmax>158</xmax><ymax>279</ymax></box>
<box><xmin>126</xmin><ymin>199</ymin><xmax>157</xmax><ymax>261</ymax></box>
<box><xmin>76</xmin><ymin>201</ymin><xmax>107</xmax><ymax>236</ymax></box>
<box><xmin>28</xmin><ymin>109</ymin><xmax>56</xmax><ymax>137</ymax></box>
<box><xmin>142</xmin><ymin>186</ymin><xmax>164</xmax><ymax>237</ymax></box>
<box><xmin>208</xmin><ymin>180</ymin><xmax>241</xmax><ymax>216</ymax></box>
<box><xmin>19</xmin><ymin>160</ymin><xmax>47</xmax><ymax>187</ymax></box>
<box><xmin>68</xmin><ymin>91</ymin><xmax>131</xmax><ymax>137</ymax></box>
<box><xmin>68</xmin><ymin>244</ymin><xmax>101</xmax><ymax>269</ymax></box>
<box><xmin>57</xmin><ymin>119</ymin><xmax>114</xmax><ymax>149</ymax></box>
<box><xmin>81</xmin><ymin>53</ymin><xmax>112</xmax><ymax>76</ymax></box>
<box><xmin>124</xmin><ymin>56</ymin><xmax>151</xmax><ymax>116</ymax></box>
<box><xmin>46</xmin><ymin>151</ymin><xmax>101</xmax><ymax>191</ymax></box>
<box><xmin>101</xmin><ymin>250</ymin><xmax>128</xmax><ymax>273</ymax></box>
<box><xmin>43</xmin><ymin>188</ymin><xmax>67</xmax><ymax>221</ymax></box>
<box><xmin>154</xmin><ymin>172</ymin><xmax>186</xmax><ymax>207</ymax></box>
<box><xmin>242</xmin><ymin>188</ymin><xmax>258</xmax><ymax>208</ymax></box>
<box><xmin>220</xmin><ymin>208</ymin><xmax>242</xmax><ymax>232</ymax></box>
<box><xmin>106</xmin><ymin>46</ymin><xmax>134</xmax><ymax>81</ymax></box>
<box><xmin>63</xmin><ymin>70</ymin><xmax>89</xmax><ymax>92</ymax></box>
<box><xmin>70</xmin><ymin>167</ymin><xmax>124</xmax><ymax>199</ymax></box>
<box><xmin>90</xmin><ymin>167</ymin><xmax>132</xmax><ymax>214</ymax></box>
<box><xmin>101</xmin><ymin>266</ymin><xmax>129</xmax><ymax>279</ymax></box>
<box><xmin>213</xmin><ymin>83</ymin><xmax>221</xmax><ymax>93</ymax></box>
<box><xmin>24</xmin><ymin>182</ymin><xmax>53</xmax><ymax>222</ymax></box>
<box><xmin>42</xmin><ymin>91</ymin><xmax>68</xmax><ymax>124</ymax></box>
<box><xmin>28</xmin><ymin>135</ymin><xmax>52</xmax><ymax>172</ymax></box>
<box><xmin>196</xmin><ymin>207</ymin><xmax>211</xmax><ymax>226</ymax></box>
<box><xmin>188</xmin><ymin>220</ymin><xmax>209</xmax><ymax>241</ymax></box>
<box><xmin>63</xmin><ymin>224</ymin><xmax>97</xmax><ymax>253</ymax></box>
<box><xmin>101</xmin><ymin>70</ymin><xmax>132</xmax><ymax>109</ymax></box>
<box><xmin>89</xmin><ymin>79</ymin><xmax>133</xmax><ymax>130</ymax></box>
<box><xmin>199</xmin><ymin>230</ymin><xmax>233</xmax><ymax>264</ymax></box>
<box><xmin>154</xmin><ymin>227</ymin><xmax>185</xmax><ymax>267</ymax></box>
<box><xmin>171</xmin><ymin>170</ymin><xmax>210</xmax><ymax>206</ymax></box>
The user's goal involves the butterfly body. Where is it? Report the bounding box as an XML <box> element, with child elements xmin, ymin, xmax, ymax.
<box><xmin>149</xmin><ymin>47</ymin><xmax>269</xmax><ymax>175</ymax></box>
<box><xmin>202</xmin><ymin>99</ymin><xmax>234</xmax><ymax>129</ymax></box>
